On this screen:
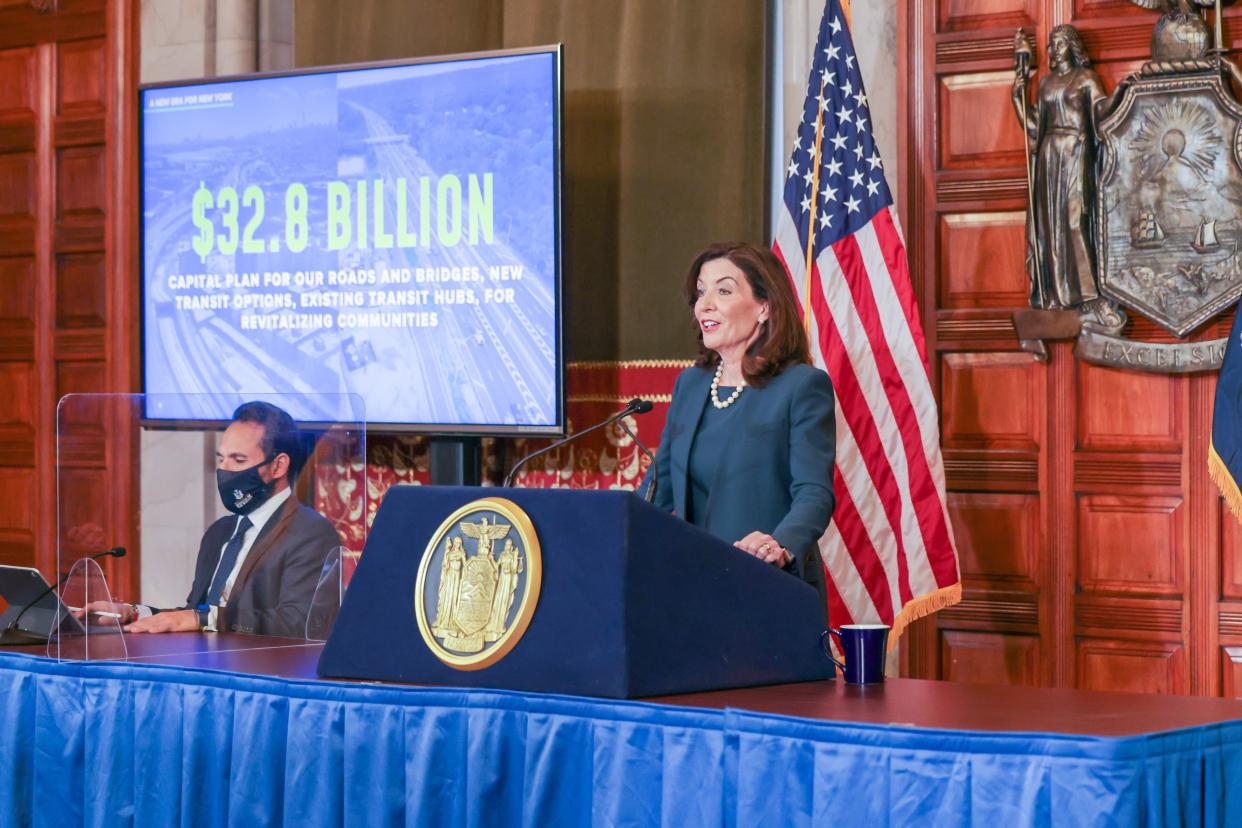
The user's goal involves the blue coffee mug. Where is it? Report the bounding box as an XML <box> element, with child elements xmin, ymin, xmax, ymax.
<box><xmin>819</xmin><ymin>624</ymin><xmax>889</xmax><ymax>684</ymax></box>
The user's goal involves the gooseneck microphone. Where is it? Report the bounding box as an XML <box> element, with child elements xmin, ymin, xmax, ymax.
<box><xmin>7</xmin><ymin>546</ymin><xmax>126</xmax><ymax>635</ymax></box>
<box><xmin>615</xmin><ymin>416</ymin><xmax>659</xmax><ymax>503</ymax></box>
<box><xmin>505</xmin><ymin>399</ymin><xmax>654</xmax><ymax>488</ymax></box>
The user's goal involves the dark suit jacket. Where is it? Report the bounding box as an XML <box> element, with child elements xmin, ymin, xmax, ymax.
<box><xmin>186</xmin><ymin>495</ymin><xmax>341</xmax><ymax>638</ymax></box>
<box><xmin>646</xmin><ymin>362</ymin><xmax>836</xmax><ymax>614</ymax></box>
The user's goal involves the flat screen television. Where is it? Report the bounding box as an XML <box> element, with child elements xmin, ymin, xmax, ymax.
<box><xmin>140</xmin><ymin>46</ymin><xmax>563</xmax><ymax>434</ymax></box>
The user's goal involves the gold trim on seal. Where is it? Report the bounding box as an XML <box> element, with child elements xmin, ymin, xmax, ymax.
<box><xmin>413</xmin><ymin>497</ymin><xmax>542</xmax><ymax>670</ymax></box>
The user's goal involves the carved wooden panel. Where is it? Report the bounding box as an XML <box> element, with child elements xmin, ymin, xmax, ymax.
<box><xmin>1077</xmin><ymin>361</ymin><xmax>1182</xmax><ymax>452</ymax></box>
<box><xmin>56</xmin><ymin>145</ymin><xmax>105</xmax><ymax>219</ymax></box>
<box><xmin>0</xmin><ymin>361</ymin><xmax>35</xmax><ymax>468</ymax></box>
<box><xmin>941</xmin><ymin>630</ymin><xmax>1040</xmax><ymax>685</ymax></box>
<box><xmin>55</xmin><ymin>252</ymin><xmax>106</xmax><ymax>328</ymax></box>
<box><xmin>936</xmin><ymin>177</ymin><xmax>1026</xmax><ymax>203</ymax></box>
<box><xmin>939</xmin><ymin>596</ymin><xmax>1040</xmax><ymax>636</ymax></box>
<box><xmin>0</xmin><ymin>467</ymin><xmax>36</xmax><ymax>567</ymax></box>
<box><xmin>0</xmin><ymin>257</ymin><xmax>34</xmax><ymax>327</ymax></box>
<box><xmin>0</xmin><ymin>48</ymin><xmax>35</xmax><ymax>155</ymax></box>
<box><xmin>56</xmin><ymin>38</ymin><xmax>104</xmax><ymax>114</ymax></box>
<box><xmin>1078</xmin><ymin>495</ymin><xmax>1184</xmax><ymax>595</ymax></box>
<box><xmin>937</xmin><ymin>212</ymin><xmax>1028</xmax><ymax>308</ymax></box>
<box><xmin>935</xmin><ymin>34</ymin><xmax>1021</xmax><ymax>65</ymax></box>
<box><xmin>947</xmin><ymin>491</ymin><xmax>1038</xmax><ymax>586</ymax></box>
<box><xmin>942</xmin><ymin>452</ymin><xmax>1039</xmax><ymax>493</ymax></box>
<box><xmin>940</xmin><ymin>353</ymin><xmax>1040</xmax><ymax>450</ymax></box>
<box><xmin>1077</xmin><ymin>639</ymin><xmax>1186</xmax><ymax>695</ymax></box>
<box><xmin>938</xmin><ymin>72</ymin><xmax>1028</xmax><ymax>170</ymax></box>
<box><xmin>0</xmin><ymin>362</ymin><xmax>36</xmax><ymax>428</ymax></box>
<box><xmin>937</xmin><ymin>0</ymin><xmax>1035</xmax><ymax>33</ymax></box>
<box><xmin>1076</xmin><ymin>595</ymin><xmax>1182</xmax><ymax>638</ymax></box>
<box><xmin>0</xmin><ymin>151</ymin><xmax>35</xmax><ymax>218</ymax></box>
<box><xmin>0</xmin><ymin>46</ymin><xmax>34</xmax><ymax>113</ymax></box>
<box><xmin>1074</xmin><ymin>455</ymin><xmax>1179</xmax><ymax>490</ymax></box>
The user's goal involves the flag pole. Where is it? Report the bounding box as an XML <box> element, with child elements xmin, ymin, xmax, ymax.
<box><xmin>804</xmin><ymin>72</ymin><xmax>827</xmax><ymax>337</ymax></box>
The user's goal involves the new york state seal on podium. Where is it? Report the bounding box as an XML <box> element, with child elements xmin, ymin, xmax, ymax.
<box><xmin>414</xmin><ymin>497</ymin><xmax>542</xmax><ymax>670</ymax></box>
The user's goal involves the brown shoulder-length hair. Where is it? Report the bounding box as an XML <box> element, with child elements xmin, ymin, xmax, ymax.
<box><xmin>683</xmin><ymin>241</ymin><xmax>811</xmax><ymax>388</ymax></box>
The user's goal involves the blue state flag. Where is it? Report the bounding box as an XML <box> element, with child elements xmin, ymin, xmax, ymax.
<box><xmin>1211</xmin><ymin>310</ymin><xmax>1242</xmax><ymax>521</ymax></box>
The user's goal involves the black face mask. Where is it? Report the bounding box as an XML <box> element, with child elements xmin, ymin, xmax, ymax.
<box><xmin>216</xmin><ymin>456</ymin><xmax>277</xmax><ymax>515</ymax></box>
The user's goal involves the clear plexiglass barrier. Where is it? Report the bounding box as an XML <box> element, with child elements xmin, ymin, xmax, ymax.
<box><xmin>49</xmin><ymin>557</ymin><xmax>128</xmax><ymax>661</ymax></box>
<box><xmin>53</xmin><ymin>392</ymin><xmax>366</xmax><ymax>661</ymax></box>
<box><xmin>304</xmin><ymin>546</ymin><xmax>360</xmax><ymax>642</ymax></box>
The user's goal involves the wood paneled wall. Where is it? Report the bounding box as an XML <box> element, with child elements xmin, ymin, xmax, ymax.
<box><xmin>0</xmin><ymin>0</ymin><xmax>138</xmax><ymax>594</ymax></box>
<box><xmin>899</xmin><ymin>1</ymin><xmax>1242</xmax><ymax>695</ymax></box>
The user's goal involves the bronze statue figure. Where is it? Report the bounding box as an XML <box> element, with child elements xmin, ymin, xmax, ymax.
<box><xmin>1012</xmin><ymin>25</ymin><xmax>1108</xmax><ymax>312</ymax></box>
<box><xmin>1006</xmin><ymin>4</ymin><xmax>1242</xmax><ymax>371</ymax></box>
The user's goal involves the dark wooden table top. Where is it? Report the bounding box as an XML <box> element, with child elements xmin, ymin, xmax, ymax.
<box><xmin>4</xmin><ymin>632</ymin><xmax>324</xmax><ymax>679</ymax></box>
<box><xmin>647</xmin><ymin>677</ymin><xmax>1242</xmax><ymax>738</ymax></box>
<box><xmin>7</xmin><ymin>632</ymin><xmax>1242</xmax><ymax>738</ymax></box>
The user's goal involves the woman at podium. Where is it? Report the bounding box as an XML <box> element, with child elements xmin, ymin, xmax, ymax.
<box><xmin>645</xmin><ymin>241</ymin><xmax>835</xmax><ymax>609</ymax></box>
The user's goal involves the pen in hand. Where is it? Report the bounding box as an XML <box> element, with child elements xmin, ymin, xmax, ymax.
<box><xmin>66</xmin><ymin>606</ymin><xmax>123</xmax><ymax>619</ymax></box>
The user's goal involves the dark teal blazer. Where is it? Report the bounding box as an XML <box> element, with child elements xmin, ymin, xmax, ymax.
<box><xmin>645</xmin><ymin>362</ymin><xmax>836</xmax><ymax>611</ymax></box>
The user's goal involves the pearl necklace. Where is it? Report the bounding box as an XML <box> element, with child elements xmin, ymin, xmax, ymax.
<box><xmin>710</xmin><ymin>362</ymin><xmax>746</xmax><ymax>409</ymax></box>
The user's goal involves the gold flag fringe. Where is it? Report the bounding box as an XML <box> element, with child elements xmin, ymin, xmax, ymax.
<box><xmin>1209</xmin><ymin>443</ymin><xmax>1242</xmax><ymax>526</ymax></box>
<box><xmin>886</xmin><ymin>581</ymin><xmax>962</xmax><ymax>651</ymax></box>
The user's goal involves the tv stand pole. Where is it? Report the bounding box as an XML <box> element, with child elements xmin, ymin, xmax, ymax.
<box><xmin>429</xmin><ymin>437</ymin><xmax>482</xmax><ymax>486</ymax></box>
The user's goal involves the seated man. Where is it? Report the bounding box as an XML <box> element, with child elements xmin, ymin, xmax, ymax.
<box><xmin>101</xmin><ymin>401</ymin><xmax>340</xmax><ymax>638</ymax></box>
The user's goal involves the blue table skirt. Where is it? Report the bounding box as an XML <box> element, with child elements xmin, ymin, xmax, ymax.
<box><xmin>2</xmin><ymin>651</ymin><xmax>1239</xmax><ymax>827</ymax></box>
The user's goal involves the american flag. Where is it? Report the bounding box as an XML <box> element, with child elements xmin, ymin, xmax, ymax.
<box><xmin>772</xmin><ymin>0</ymin><xmax>961</xmax><ymax>641</ymax></box>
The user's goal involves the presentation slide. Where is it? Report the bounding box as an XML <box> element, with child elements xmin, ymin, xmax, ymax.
<box><xmin>141</xmin><ymin>51</ymin><xmax>560</xmax><ymax>429</ymax></box>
